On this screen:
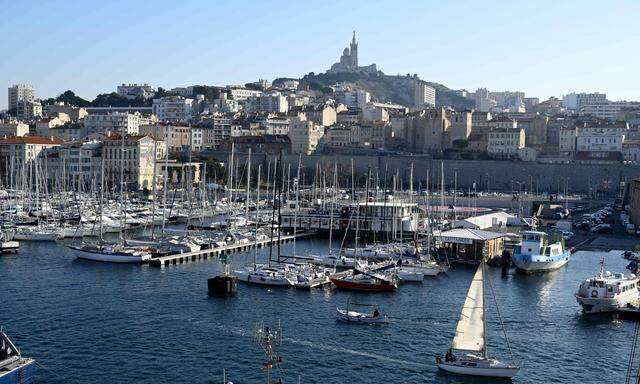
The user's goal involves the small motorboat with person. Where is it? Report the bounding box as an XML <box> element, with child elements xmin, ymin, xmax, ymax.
<box><xmin>336</xmin><ymin>301</ymin><xmax>388</xmax><ymax>324</ymax></box>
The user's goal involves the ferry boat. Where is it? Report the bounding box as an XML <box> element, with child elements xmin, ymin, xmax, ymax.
<box><xmin>0</xmin><ymin>329</ymin><xmax>36</xmax><ymax>384</ymax></box>
<box><xmin>575</xmin><ymin>259</ymin><xmax>640</xmax><ymax>314</ymax></box>
<box><xmin>512</xmin><ymin>231</ymin><xmax>570</xmax><ymax>273</ymax></box>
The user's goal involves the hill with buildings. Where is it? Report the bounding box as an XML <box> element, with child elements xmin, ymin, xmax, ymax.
<box><xmin>299</xmin><ymin>71</ymin><xmax>473</xmax><ymax>110</ymax></box>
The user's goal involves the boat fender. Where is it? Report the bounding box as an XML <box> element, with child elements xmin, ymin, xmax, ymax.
<box><xmin>591</xmin><ymin>289</ymin><xmax>598</xmax><ymax>298</ymax></box>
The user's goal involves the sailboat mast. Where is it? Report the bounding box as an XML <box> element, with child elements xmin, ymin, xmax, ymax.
<box><xmin>99</xmin><ymin>153</ymin><xmax>105</xmax><ymax>247</ymax></box>
<box><xmin>482</xmin><ymin>261</ymin><xmax>488</xmax><ymax>359</ymax></box>
<box><xmin>162</xmin><ymin>126</ymin><xmax>169</xmax><ymax>238</ymax></box>
<box><xmin>245</xmin><ymin>148</ymin><xmax>251</xmax><ymax>227</ymax></box>
<box><xmin>151</xmin><ymin>139</ymin><xmax>157</xmax><ymax>240</ymax></box>
<box><xmin>328</xmin><ymin>162</ymin><xmax>337</xmax><ymax>255</ymax></box>
<box><xmin>254</xmin><ymin>164</ymin><xmax>261</xmax><ymax>266</ymax></box>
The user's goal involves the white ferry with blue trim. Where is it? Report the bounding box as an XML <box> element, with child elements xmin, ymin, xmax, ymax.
<box><xmin>512</xmin><ymin>231</ymin><xmax>571</xmax><ymax>273</ymax></box>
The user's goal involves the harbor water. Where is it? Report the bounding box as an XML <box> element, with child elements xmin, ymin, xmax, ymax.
<box><xmin>0</xmin><ymin>240</ymin><xmax>636</xmax><ymax>383</ymax></box>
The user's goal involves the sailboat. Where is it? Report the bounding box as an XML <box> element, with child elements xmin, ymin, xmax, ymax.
<box><xmin>436</xmin><ymin>262</ymin><xmax>520</xmax><ymax>378</ymax></box>
<box><xmin>69</xmin><ymin>140</ymin><xmax>151</xmax><ymax>264</ymax></box>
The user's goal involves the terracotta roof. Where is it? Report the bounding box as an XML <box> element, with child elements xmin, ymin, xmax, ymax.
<box><xmin>0</xmin><ymin>136</ymin><xmax>64</xmax><ymax>145</ymax></box>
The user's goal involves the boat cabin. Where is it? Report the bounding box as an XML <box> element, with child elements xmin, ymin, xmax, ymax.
<box><xmin>577</xmin><ymin>271</ymin><xmax>639</xmax><ymax>299</ymax></box>
<box><xmin>514</xmin><ymin>231</ymin><xmax>564</xmax><ymax>257</ymax></box>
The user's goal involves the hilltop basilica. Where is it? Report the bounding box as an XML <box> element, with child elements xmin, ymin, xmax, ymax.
<box><xmin>327</xmin><ymin>31</ymin><xmax>378</xmax><ymax>74</ymax></box>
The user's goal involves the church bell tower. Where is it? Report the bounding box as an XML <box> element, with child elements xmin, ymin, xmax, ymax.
<box><xmin>350</xmin><ymin>30</ymin><xmax>358</xmax><ymax>67</ymax></box>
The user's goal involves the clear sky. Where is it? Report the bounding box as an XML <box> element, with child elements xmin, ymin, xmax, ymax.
<box><xmin>1</xmin><ymin>0</ymin><xmax>639</xmax><ymax>109</ymax></box>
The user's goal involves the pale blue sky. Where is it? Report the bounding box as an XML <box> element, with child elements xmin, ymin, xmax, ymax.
<box><xmin>1</xmin><ymin>0</ymin><xmax>639</xmax><ymax>109</ymax></box>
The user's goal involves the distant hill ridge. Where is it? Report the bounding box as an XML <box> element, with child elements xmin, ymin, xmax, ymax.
<box><xmin>297</xmin><ymin>71</ymin><xmax>474</xmax><ymax>110</ymax></box>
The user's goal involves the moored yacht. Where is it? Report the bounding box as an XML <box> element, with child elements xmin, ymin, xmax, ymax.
<box><xmin>576</xmin><ymin>259</ymin><xmax>640</xmax><ymax>314</ymax></box>
<box><xmin>234</xmin><ymin>266</ymin><xmax>296</xmax><ymax>286</ymax></box>
<box><xmin>512</xmin><ymin>231</ymin><xmax>570</xmax><ymax>273</ymax></box>
<box><xmin>69</xmin><ymin>243</ymin><xmax>152</xmax><ymax>263</ymax></box>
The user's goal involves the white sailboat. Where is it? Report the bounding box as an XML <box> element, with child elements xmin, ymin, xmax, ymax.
<box><xmin>436</xmin><ymin>262</ymin><xmax>519</xmax><ymax>378</ymax></box>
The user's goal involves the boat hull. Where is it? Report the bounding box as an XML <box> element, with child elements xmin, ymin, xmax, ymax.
<box><xmin>437</xmin><ymin>361</ymin><xmax>519</xmax><ymax>378</ymax></box>
<box><xmin>0</xmin><ymin>358</ymin><xmax>37</xmax><ymax>384</ymax></box>
<box><xmin>13</xmin><ymin>232</ymin><xmax>58</xmax><ymax>241</ymax></box>
<box><xmin>70</xmin><ymin>246</ymin><xmax>151</xmax><ymax>263</ymax></box>
<box><xmin>336</xmin><ymin>309</ymin><xmax>388</xmax><ymax>323</ymax></box>
<box><xmin>234</xmin><ymin>271</ymin><xmax>294</xmax><ymax>286</ymax></box>
<box><xmin>576</xmin><ymin>295</ymin><xmax>638</xmax><ymax>314</ymax></box>
<box><xmin>512</xmin><ymin>251</ymin><xmax>570</xmax><ymax>273</ymax></box>
<box><xmin>330</xmin><ymin>278</ymin><xmax>397</xmax><ymax>292</ymax></box>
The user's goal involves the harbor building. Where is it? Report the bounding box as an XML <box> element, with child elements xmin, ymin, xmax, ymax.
<box><xmin>247</xmin><ymin>92</ymin><xmax>289</xmax><ymax>114</ymax></box>
<box><xmin>626</xmin><ymin>179</ymin><xmax>640</xmax><ymax>226</ymax></box>
<box><xmin>288</xmin><ymin>115</ymin><xmax>324</xmax><ymax>154</ymax></box>
<box><xmin>280</xmin><ymin>201</ymin><xmax>419</xmax><ymax>240</ymax></box>
<box><xmin>414</xmin><ymin>81</ymin><xmax>436</xmax><ymax>108</ymax></box>
<box><xmin>16</xmin><ymin>100</ymin><xmax>43</xmax><ymax>120</ymax></box>
<box><xmin>0</xmin><ymin>136</ymin><xmax>63</xmax><ymax>186</ymax></box>
<box><xmin>44</xmin><ymin>141</ymin><xmax>103</xmax><ymax>190</ymax></box>
<box><xmin>102</xmin><ymin>134</ymin><xmax>165</xmax><ymax>191</ymax></box>
<box><xmin>140</xmin><ymin>123</ymin><xmax>196</xmax><ymax>152</ymax></box>
<box><xmin>0</xmin><ymin>121</ymin><xmax>29</xmax><ymax>137</ymax></box>
<box><xmin>44</xmin><ymin>102</ymin><xmax>88</xmax><ymax>122</ymax></box>
<box><xmin>84</xmin><ymin>112</ymin><xmax>141</xmax><ymax>136</ymax></box>
<box><xmin>487</xmin><ymin>127</ymin><xmax>525</xmax><ymax>159</ymax></box>
<box><xmin>7</xmin><ymin>84</ymin><xmax>35</xmax><ymax>111</ymax></box>
<box><xmin>117</xmin><ymin>83</ymin><xmax>156</xmax><ymax>100</ymax></box>
<box><xmin>155</xmin><ymin>160</ymin><xmax>201</xmax><ymax>187</ymax></box>
<box><xmin>152</xmin><ymin>96</ymin><xmax>193</xmax><ymax>122</ymax></box>
<box><xmin>435</xmin><ymin>228</ymin><xmax>505</xmax><ymax>263</ymax></box>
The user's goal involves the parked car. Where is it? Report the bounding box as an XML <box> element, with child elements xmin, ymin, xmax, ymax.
<box><xmin>627</xmin><ymin>223</ymin><xmax>636</xmax><ymax>235</ymax></box>
<box><xmin>591</xmin><ymin>224</ymin><xmax>613</xmax><ymax>234</ymax></box>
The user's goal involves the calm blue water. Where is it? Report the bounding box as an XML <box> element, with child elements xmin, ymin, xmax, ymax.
<box><xmin>0</xmin><ymin>238</ymin><xmax>637</xmax><ymax>384</ymax></box>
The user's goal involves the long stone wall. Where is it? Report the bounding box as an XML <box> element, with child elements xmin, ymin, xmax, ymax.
<box><xmin>200</xmin><ymin>151</ymin><xmax>640</xmax><ymax>194</ymax></box>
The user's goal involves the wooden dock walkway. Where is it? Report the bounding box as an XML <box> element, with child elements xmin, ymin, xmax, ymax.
<box><xmin>148</xmin><ymin>232</ymin><xmax>315</xmax><ymax>268</ymax></box>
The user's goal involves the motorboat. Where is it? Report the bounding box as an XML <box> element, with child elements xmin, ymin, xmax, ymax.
<box><xmin>512</xmin><ymin>231</ymin><xmax>570</xmax><ymax>273</ymax></box>
<box><xmin>576</xmin><ymin>258</ymin><xmax>640</xmax><ymax>314</ymax></box>
<box><xmin>0</xmin><ymin>328</ymin><xmax>36</xmax><ymax>384</ymax></box>
<box><xmin>336</xmin><ymin>302</ymin><xmax>388</xmax><ymax>324</ymax></box>
<box><xmin>436</xmin><ymin>262</ymin><xmax>520</xmax><ymax>378</ymax></box>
